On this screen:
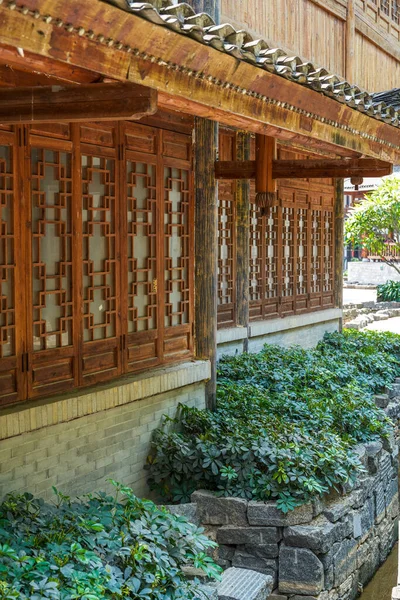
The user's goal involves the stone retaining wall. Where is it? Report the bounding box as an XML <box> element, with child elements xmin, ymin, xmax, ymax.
<box><xmin>344</xmin><ymin>302</ymin><xmax>400</xmax><ymax>330</ymax></box>
<box><xmin>181</xmin><ymin>388</ymin><xmax>400</xmax><ymax>600</ymax></box>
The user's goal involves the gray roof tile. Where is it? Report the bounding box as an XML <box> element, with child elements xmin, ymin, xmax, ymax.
<box><xmin>104</xmin><ymin>0</ymin><xmax>400</xmax><ymax>129</ymax></box>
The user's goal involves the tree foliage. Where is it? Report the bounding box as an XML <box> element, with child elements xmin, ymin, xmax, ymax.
<box><xmin>345</xmin><ymin>177</ymin><xmax>400</xmax><ymax>273</ymax></box>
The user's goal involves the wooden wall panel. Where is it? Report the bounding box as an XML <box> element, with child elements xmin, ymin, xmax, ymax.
<box><xmin>222</xmin><ymin>0</ymin><xmax>400</xmax><ymax>94</ymax></box>
<box><xmin>354</xmin><ymin>32</ymin><xmax>400</xmax><ymax>91</ymax></box>
<box><xmin>221</xmin><ymin>0</ymin><xmax>346</xmax><ymax>76</ymax></box>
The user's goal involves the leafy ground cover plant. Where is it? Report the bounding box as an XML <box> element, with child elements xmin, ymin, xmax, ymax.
<box><xmin>147</xmin><ymin>330</ymin><xmax>396</xmax><ymax>512</ymax></box>
<box><xmin>0</xmin><ymin>481</ymin><xmax>221</xmax><ymax>600</ymax></box>
<box><xmin>377</xmin><ymin>280</ymin><xmax>400</xmax><ymax>302</ymax></box>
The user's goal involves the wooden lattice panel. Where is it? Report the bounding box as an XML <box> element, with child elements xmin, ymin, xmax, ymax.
<box><xmin>127</xmin><ymin>160</ymin><xmax>157</xmax><ymax>335</ymax></box>
<box><xmin>217</xmin><ymin>179</ymin><xmax>236</xmax><ymax>326</ymax></box>
<box><xmin>310</xmin><ymin>207</ymin><xmax>323</xmax><ymax>309</ymax></box>
<box><xmin>0</xmin><ymin>140</ymin><xmax>20</xmax><ymax>405</ymax></box>
<box><xmin>249</xmin><ymin>181</ymin><xmax>263</xmax><ymax>305</ymax></box>
<box><xmin>296</xmin><ymin>206</ymin><xmax>309</xmax><ymax>313</ymax></box>
<box><xmin>249</xmin><ymin>145</ymin><xmax>335</xmax><ymax>321</ymax></box>
<box><xmin>264</xmin><ymin>205</ymin><xmax>279</xmax><ymax>306</ymax></box>
<box><xmin>164</xmin><ymin>166</ymin><xmax>190</xmax><ymax>328</ymax></box>
<box><xmin>0</xmin><ymin>145</ymin><xmax>15</xmax><ymax>360</ymax></box>
<box><xmin>217</xmin><ymin>129</ymin><xmax>237</xmax><ymax>327</ymax></box>
<box><xmin>82</xmin><ymin>154</ymin><xmax>117</xmax><ymax>342</ymax></box>
<box><xmin>0</xmin><ymin>120</ymin><xmax>195</xmax><ymax>406</ymax></box>
<box><xmin>31</xmin><ymin>148</ymin><xmax>73</xmax><ymax>352</ymax></box>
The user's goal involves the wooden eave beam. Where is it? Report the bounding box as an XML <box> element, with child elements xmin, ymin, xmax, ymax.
<box><xmin>0</xmin><ymin>82</ymin><xmax>157</xmax><ymax>123</ymax></box>
<box><xmin>0</xmin><ymin>0</ymin><xmax>400</xmax><ymax>162</ymax></box>
<box><xmin>214</xmin><ymin>158</ymin><xmax>393</xmax><ymax>179</ymax></box>
<box><xmin>0</xmin><ymin>44</ymin><xmax>100</xmax><ymax>84</ymax></box>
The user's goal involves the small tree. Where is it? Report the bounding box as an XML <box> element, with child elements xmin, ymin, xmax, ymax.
<box><xmin>345</xmin><ymin>176</ymin><xmax>400</xmax><ymax>274</ymax></box>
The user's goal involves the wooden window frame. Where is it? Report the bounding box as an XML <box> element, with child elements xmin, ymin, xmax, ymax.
<box><xmin>0</xmin><ymin>120</ymin><xmax>194</xmax><ymax>407</ymax></box>
<box><xmin>249</xmin><ymin>147</ymin><xmax>336</xmax><ymax>322</ymax></box>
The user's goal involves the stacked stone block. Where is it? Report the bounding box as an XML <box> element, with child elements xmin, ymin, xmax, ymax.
<box><xmin>188</xmin><ymin>391</ymin><xmax>400</xmax><ymax>600</ymax></box>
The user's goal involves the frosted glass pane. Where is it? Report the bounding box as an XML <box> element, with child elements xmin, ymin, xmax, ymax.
<box><xmin>0</xmin><ymin>145</ymin><xmax>15</xmax><ymax>358</ymax></box>
<box><xmin>127</xmin><ymin>161</ymin><xmax>157</xmax><ymax>334</ymax></box>
<box><xmin>82</xmin><ymin>155</ymin><xmax>117</xmax><ymax>342</ymax></box>
<box><xmin>31</xmin><ymin>149</ymin><xmax>72</xmax><ymax>351</ymax></box>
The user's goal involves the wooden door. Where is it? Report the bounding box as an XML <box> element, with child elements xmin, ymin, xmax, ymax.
<box><xmin>79</xmin><ymin>124</ymin><xmax>121</xmax><ymax>386</ymax></box>
<box><xmin>26</xmin><ymin>129</ymin><xmax>77</xmax><ymax>398</ymax></box>
<box><xmin>122</xmin><ymin>123</ymin><xmax>160</xmax><ymax>372</ymax></box>
<box><xmin>0</xmin><ymin>128</ymin><xmax>25</xmax><ymax>405</ymax></box>
<box><xmin>161</xmin><ymin>130</ymin><xmax>193</xmax><ymax>361</ymax></box>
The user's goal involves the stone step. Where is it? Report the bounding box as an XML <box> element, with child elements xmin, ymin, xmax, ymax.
<box><xmin>217</xmin><ymin>567</ymin><xmax>273</xmax><ymax>600</ymax></box>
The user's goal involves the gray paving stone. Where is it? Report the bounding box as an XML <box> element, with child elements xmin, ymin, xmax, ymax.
<box><xmin>248</xmin><ymin>501</ymin><xmax>313</xmax><ymax>526</ymax></box>
<box><xmin>283</xmin><ymin>516</ymin><xmax>346</xmax><ymax>554</ymax></box>
<box><xmin>217</xmin><ymin>567</ymin><xmax>273</xmax><ymax>600</ymax></box>
<box><xmin>217</xmin><ymin>525</ymin><xmax>280</xmax><ymax>546</ymax></box>
<box><xmin>333</xmin><ymin>538</ymin><xmax>357</xmax><ymax>586</ymax></box>
<box><xmin>162</xmin><ymin>502</ymin><xmax>198</xmax><ymax>525</ymax></box>
<box><xmin>374</xmin><ymin>482</ymin><xmax>386</xmax><ymax>524</ymax></box>
<box><xmin>374</xmin><ymin>394</ymin><xmax>390</xmax><ymax>408</ymax></box>
<box><xmin>192</xmin><ymin>490</ymin><xmax>248</xmax><ymax>526</ymax></box>
<box><xmin>244</xmin><ymin>543</ymin><xmax>279</xmax><ymax>559</ymax></box>
<box><xmin>279</xmin><ymin>546</ymin><xmax>324</xmax><ymax>595</ymax></box>
<box><xmin>232</xmin><ymin>549</ymin><xmax>277</xmax><ymax>584</ymax></box>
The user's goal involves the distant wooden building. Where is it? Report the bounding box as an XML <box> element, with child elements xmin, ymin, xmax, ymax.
<box><xmin>0</xmin><ymin>0</ymin><xmax>400</xmax><ymax>499</ymax></box>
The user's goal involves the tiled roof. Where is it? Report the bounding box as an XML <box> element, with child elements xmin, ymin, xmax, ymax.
<box><xmin>372</xmin><ymin>89</ymin><xmax>400</xmax><ymax>112</ymax></box>
<box><xmin>105</xmin><ymin>0</ymin><xmax>400</xmax><ymax>129</ymax></box>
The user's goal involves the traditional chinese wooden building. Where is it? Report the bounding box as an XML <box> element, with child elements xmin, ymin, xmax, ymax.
<box><xmin>1</xmin><ymin>0</ymin><xmax>400</xmax><ymax>499</ymax></box>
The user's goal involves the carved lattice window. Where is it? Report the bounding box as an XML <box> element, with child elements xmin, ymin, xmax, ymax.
<box><xmin>265</xmin><ymin>206</ymin><xmax>279</xmax><ymax>301</ymax></box>
<box><xmin>164</xmin><ymin>167</ymin><xmax>190</xmax><ymax>328</ymax></box>
<box><xmin>249</xmin><ymin>153</ymin><xmax>335</xmax><ymax>321</ymax></box>
<box><xmin>311</xmin><ymin>209</ymin><xmax>322</xmax><ymax>295</ymax></box>
<box><xmin>323</xmin><ymin>210</ymin><xmax>334</xmax><ymax>293</ymax></box>
<box><xmin>31</xmin><ymin>149</ymin><xmax>73</xmax><ymax>351</ymax></box>
<box><xmin>393</xmin><ymin>0</ymin><xmax>400</xmax><ymax>24</ymax></box>
<box><xmin>249</xmin><ymin>183</ymin><xmax>262</xmax><ymax>305</ymax></box>
<box><xmin>381</xmin><ymin>0</ymin><xmax>390</xmax><ymax>16</ymax></box>
<box><xmin>127</xmin><ymin>160</ymin><xmax>157</xmax><ymax>334</ymax></box>
<box><xmin>217</xmin><ymin>180</ymin><xmax>236</xmax><ymax>326</ymax></box>
<box><xmin>0</xmin><ymin>122</ymin><xmax>194</xmax><ymax>406</ymax></box>
<box><xmin>281</xmin><ymin>207</ymin><xmax>294</xmax><ymax>298</ymax></box>
<box><xmin>0</xmin><ymin>145</ymin><xmax>14</xmax><ymax>360</ymax></box>
<box><xmin>296</xmin><ymin>208</ymin><xmax>308</xmax><ymax>296</ymax></box>
<box><xmin>82</xmin><ymin>155</ymin><xmax>117</xmax><ymax>343</ymax></box>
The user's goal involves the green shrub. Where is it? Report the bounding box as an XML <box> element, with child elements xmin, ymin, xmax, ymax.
<box><xmin>0</xmin><ymin>481</ymin><xmax>221</xmax><ymax>599</ymax></box>
<box><xmin>377</xmin><ymin>280</ymin><xmax>400</xmax><ymax>302</ymax></box>
<box><xmin>147</xmin><ymin>331</ymin><xmax>396</xmax><ymax>512</ymax></box>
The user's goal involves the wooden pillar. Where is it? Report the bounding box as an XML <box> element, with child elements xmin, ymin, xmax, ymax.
<box><xmin>334</xmin><ymin>178</ymin><xmax>345</xmax><ymax>331</ymax></box>
<box><xmin>235</xmin><ymin>132</ymin><xmax>251</xmax><ymax>344</ymax></box>
<box><xmin>345</xmin><ymin>0</ymin><xmax>355</xmax><ymax>83</ymax></box>
<box><xmin>194</xmin><ymin>121</ymin><xmax>218</xmax><ymax>410</ymax></box>
<box><xmin>189</xmin><ymin>0</ymin><xmax>219</xmax><ymax>411</ymax></box>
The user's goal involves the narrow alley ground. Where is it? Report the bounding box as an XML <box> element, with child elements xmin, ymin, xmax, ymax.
<box><xmin>366</xmin><ymin>317</ymin><xmax>400</xmax><ymax>334</ymax></box>
<box><xmin>343</xmin><ymin>288</ymin><xmax>377</xmax><ymax>305</ymax></box>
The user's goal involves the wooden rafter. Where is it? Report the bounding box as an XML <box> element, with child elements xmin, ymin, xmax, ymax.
<box><xmin>214</xmin><ymin>158</ymin><xmax>393</xmax><ymax>180</ymax></box>
<box><xmin>0</xmin><ymin>0</ymin><xmax>399</xmax><ymax>162</ymax></box>
<box><xmin>0</xmin><ymin>83</ymin><xmax>157</xmax><ymax>123</ymax></box>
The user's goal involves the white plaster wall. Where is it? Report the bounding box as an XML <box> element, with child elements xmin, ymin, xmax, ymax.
<box><xmin>348</xmin><ymin>262</ymin><xmax>400</xmax><ymax>285</ymax></box>
<box><xmin>217</xmin><ymin>309</ymin><xmax>342</xmax><ymax>359</ymax></box>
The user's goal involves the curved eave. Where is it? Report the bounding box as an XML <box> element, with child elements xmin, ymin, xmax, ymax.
<box><xmin>1</xmin><ymin>0</ymin><xmax>400</xmax><ymax>162</ymax></box>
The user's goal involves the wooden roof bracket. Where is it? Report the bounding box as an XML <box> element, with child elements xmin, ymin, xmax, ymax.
<box><xmin>0</xmin><ymin>82</ymin><xmax>158</xmax><ymax>123</ymax></box>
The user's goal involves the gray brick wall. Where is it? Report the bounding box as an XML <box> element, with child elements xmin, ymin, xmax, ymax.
<box><xmin>0</xmin><ymin>382</ymin><xmax>206</xmax><ymax>501</ymax></box>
